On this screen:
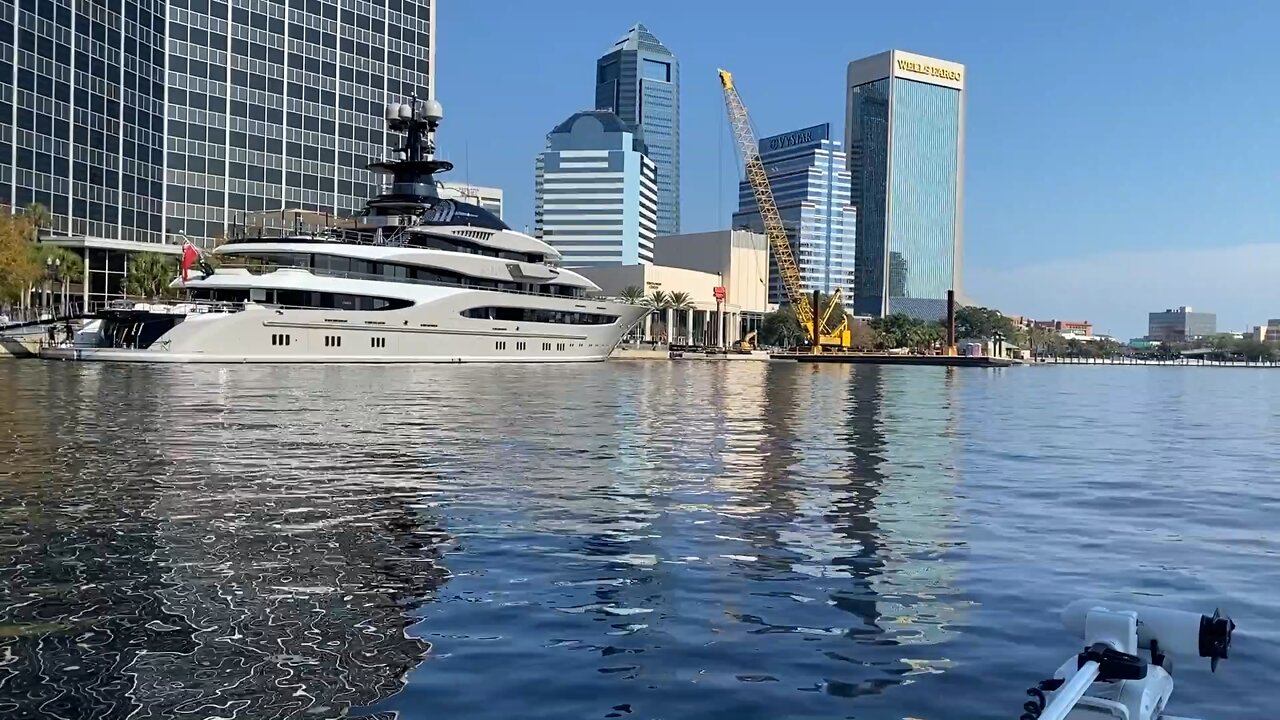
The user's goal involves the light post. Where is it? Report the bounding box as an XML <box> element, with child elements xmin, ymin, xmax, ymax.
<box><xmin>44</xmin><ymin>256</ymin><xmax>61</xmax><ymax>318</ymax></box>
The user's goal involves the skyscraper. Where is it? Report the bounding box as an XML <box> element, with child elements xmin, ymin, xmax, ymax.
<box><xmin>1</xmin><ymin>0</ymin><xmax>434</xmax><ymax>248</ymax></box>
<box><xmin>732</xmin><ymin>123</ymin><xmax>856</xmax><ymax>305</ymax></box>
<box><xmin>594</xmin><ymin>23</ymin><xmax>679</xmax><ymax>235</ymax></box>
<box><xmin>535</xmin><ymin>110</ymin><xmax>657</xmax><ymax>266</ymax></box>
<box><xmin>846</xmin><ymin>50</ymin><xmax>964</xmax><ymax>319</ymax></box>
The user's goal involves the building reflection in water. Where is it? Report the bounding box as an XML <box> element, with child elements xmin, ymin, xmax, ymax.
<box><xmin>0</xmin><ymin>364</ymin><xmax>451</xmax><ymax>720</ymax></box>
<box><xmin>708</xmin><ymin>362</ymin><xmax>965</xmax><ymax>698</ymax></box>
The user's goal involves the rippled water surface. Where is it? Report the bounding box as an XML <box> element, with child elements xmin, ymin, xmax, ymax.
<box><xmin>0</xmin><ymin>361</ymin><xmax>1276</xmax><ymax>719</ymax></box>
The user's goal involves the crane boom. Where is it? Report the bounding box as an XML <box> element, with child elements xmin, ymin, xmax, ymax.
<box><xmin>718</xmin><ymin>69</ymin><xmax>850</xmax><ymax>349</ymax></box>
<box><xmin>717</xmin><ymin>69</ymin><xmax>812</xmax><ymax>329</ymax></box>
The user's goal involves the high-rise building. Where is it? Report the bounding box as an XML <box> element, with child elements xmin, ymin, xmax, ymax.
<box><xmin>731</xmin><ymin>123</ymin><xmax>856</xmax><ymax>305</ymax></box>
<box><xmin>535</xmin><ymin>110</ymin><xmax>656</xmax><ymax>267</ymax></box>
<box><xmin>437</xmin><ymin>182</ymin><xmax>502</xmax><ymax>220</ymax></box>
<box><xmin>846</xmin><ymin>50</ymin><xmax>964</xmax><ymax>319</ymax></box>
<box><xmin>1147</xmin><ymin>306</ymin><xmax>1216</xmax><ymax>342</ymax></box>
<box><xmin>594</xmin><ymin>23</ymin><xmax>679</xmax><ymax>235</ymax></box>
<box><xmin>1</xmin><ymin>0</ymin><xmax>434</xmax><ymax>248</ymax></box>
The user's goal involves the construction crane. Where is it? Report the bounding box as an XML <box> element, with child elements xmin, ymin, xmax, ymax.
<box><xmin>718</xmin><ymin>68</ymin><xmax>851</xmax><ymax>350</ymax></box>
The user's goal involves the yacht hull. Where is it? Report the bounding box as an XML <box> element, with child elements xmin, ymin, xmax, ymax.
<box><xmin>41</xmin><ymin>292</ymin><xmax>648</xmax><ymax>364</ymax></box>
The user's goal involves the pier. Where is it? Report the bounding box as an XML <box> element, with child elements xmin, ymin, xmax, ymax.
<box><xmin>770</xmin><ymin>352</ymin><xmax>1017</xmax><ymax>367</ymax></box>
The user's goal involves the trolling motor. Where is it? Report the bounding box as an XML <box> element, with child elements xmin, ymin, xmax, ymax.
<box><xmin>1019</xmin><ymin>600</ymin><xmax>1235</xmax><ymax>720</ymax></box>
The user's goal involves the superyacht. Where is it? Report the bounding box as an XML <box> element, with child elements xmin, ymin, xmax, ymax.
<box><xmin>43</xmin><ymin>99</ymin><xmax>647</xmax><ymax>363</ymax></box>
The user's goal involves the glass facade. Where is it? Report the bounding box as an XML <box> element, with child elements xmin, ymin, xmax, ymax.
<box><xmin>733</xmin><ymin>124</ymin><xmax>856</xmax><ymax>306</ymax></box>
<box><xmin>0</xmin><ymin>0</ymin><xmax>432</xmax><ymax>245</ymax></box>
<box><xmin>848</xmin><ymin>72</ymin><xmax>961</xmax><ymax>319</ymax></box>
<box><xmin>594</xmin><ymin>24</ymin><xmax>679</xmax><ymax>236</ymax></box>
<box><xmin>848</xmin><ymin>78</ymin><xmax>889</xmax><ymax>317</ymax></box>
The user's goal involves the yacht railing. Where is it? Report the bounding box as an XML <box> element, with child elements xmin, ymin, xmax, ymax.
<box><xmin>212</xmin><ymin>261</ymin><xmax>610</xmax><ymax>303</ymax></box>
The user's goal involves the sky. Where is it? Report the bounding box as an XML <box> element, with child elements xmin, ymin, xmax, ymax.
<box><xmin>434</xmin><ymin>0</ymin><xmax>1280</xmax><ymax>339</ymax></box>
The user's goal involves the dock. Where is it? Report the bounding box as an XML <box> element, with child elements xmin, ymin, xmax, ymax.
<box><xmin>771</xmin><ymin>352</ymin><xmax>1017</xmax><ymax>367</ymax></box>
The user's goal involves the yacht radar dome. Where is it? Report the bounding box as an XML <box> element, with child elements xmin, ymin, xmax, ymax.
<box><xmin>422</xmin><ymin>99</ymin><xmax>443</xmax><ymax>124</ymax></box>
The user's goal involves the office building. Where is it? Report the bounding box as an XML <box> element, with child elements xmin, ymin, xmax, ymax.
<box><xmin>535</xmin><ymin>110</ymin><xmax>657</xmax><ymax>266</ymax></box>
<box><xmin>2</xmin><ymin>0</ymin><xmax>434</xmax><ymax>304</ymax></box>
<box><xmin>437</xmin><ymin>182</ymin><xmax>502</xmax><ymax>220</ymax></box>
<box><xmin>846</xmin><ymin>50</ymin><xmax>964</xmax><ymax>319</ymax></box>
<box><xmin>594</xmin><ymin>23</ymin><xmax>679</xmax><ymax>235</ymax></box>
<box><xmin>1263</xmin><ymin>319</ymin><xmax>1280</xmax><ymax>343</ymax></box>
<box><xmin>1147</xmin><ymin>306</ymin><xmax>1216</xmax><ymax>342</ymax></box>
<box><xmin>731</xmin><ymin>123</ymin><xmax>856</xmax><ymax>305</ymax></box>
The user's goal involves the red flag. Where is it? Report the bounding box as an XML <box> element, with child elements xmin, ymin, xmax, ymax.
<box><xmin>181</xmin><ymin>241</ymin><xmax>199</xmax><ymax>283</ymax></box>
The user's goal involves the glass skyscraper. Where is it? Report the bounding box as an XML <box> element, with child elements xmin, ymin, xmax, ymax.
<box><xmin>594</xmin><ymin>23</ymin><xmax>678</xmax><ymax>236</ymax></box>
<box><xmin>1</xmin><ymin>0</ymin><xmax>433</xmax><ymax>246</ymax></box>
<box><xmin>732</xmin><ymin>123</ymin><xmax>856</xmax><ymax>306</ymax></box>
<box><xmin>846</xmin><ymin>50</ymin><xmax>963</xmax><ymax>319</ymax></box>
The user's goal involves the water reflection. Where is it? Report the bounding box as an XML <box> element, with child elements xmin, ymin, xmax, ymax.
<box><xmin>0</xmin><ymin>364</ymin><xmax>450</xmax><ymax>720</ymax></box>
<box><xmin>0</xmin><ymin>361</ymin><xmax>971</xmax><ymax>720</ymax></box>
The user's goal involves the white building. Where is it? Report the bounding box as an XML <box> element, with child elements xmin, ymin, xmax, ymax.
<box><xmin>437</xmin><ymin>183</ymin><xmax>504</xmax><ymax>221</ymax></box>
<box><xmin>535</xmin><ymin>111</ymin><xmax>658</xmax><ymax>266</ymax></box>
<box><xmin>579</xmin><ymin>229</ymin><xmax>770</xmax><ymax>346</ymax></box>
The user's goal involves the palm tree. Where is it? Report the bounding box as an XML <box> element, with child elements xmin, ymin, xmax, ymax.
<box><xmin>667</xmin><ymin>291</ymin><xmax>694</xmax><ymax>343</ymax></box>
<box><xmin>616</xmin><ymin>286</ymin><xmax>645</xmax><ymax>342</ymax></box>
<box><xmin>645</xmin><ymin>290</ymin><xmax>671</xmax><ymax>342</ymax></box>
<box><xmin>22</xmin><ymin>202</ymin><xmax>51</xmax><ymax>242</ymax></box>
<box><xmin>619</xmin><ymin>285</ymin><xmax>645</xmax><ymax>305</ymax></box>
<box><xmin>124</xmin><ymin>252</ymin><xmax>178</xmax><ymax>299</ymax></box>
<box><xmin>36</xmin><ymin>245</ymin><xmax>85</xmax><ymax>315</ymax></box>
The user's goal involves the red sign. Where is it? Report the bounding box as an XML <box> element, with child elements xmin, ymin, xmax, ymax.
<box><xmin>712</xmin><ymin>286</ymin><xmax>726</xmax><ymax>301</ymax></box>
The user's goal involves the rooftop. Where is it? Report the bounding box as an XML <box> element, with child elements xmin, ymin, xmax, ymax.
<box><xmin>605</xmin><ymin>23</ymin><xmax>674</xmax><ymax>56</ymax></box>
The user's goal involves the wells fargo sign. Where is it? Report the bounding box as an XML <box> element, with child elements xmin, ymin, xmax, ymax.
<box><xmin>896</xmin><ymin>58</ymin><xmax>962</xmax><ymax>83</ymax></box>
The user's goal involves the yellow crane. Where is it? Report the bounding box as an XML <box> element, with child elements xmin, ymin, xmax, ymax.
<box><xmin>718</xmin><ymin>68</ymin><xmax>851</xmax><ymax>351</ymax></box>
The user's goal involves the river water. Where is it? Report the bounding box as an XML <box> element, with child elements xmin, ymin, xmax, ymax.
<box><xmin>0</xmin><ymin>361</ymin><xmax>1275</xmax><ymax>720</ymax></box>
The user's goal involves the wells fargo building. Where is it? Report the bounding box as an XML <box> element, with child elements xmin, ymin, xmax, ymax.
<box><xmin>845</xmin><ymin>50</ymin><xmax>964</xmax><ymax>320</ymax></box>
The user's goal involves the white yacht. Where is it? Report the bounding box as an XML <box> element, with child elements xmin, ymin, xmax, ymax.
<box><xmin>43</xmin><ymin>99</ymin><xmax>647</xmax><ymax>364</ymax></box>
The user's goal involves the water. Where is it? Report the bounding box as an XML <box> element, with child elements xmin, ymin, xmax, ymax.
<box><xmin>0</xmin><ymin>361</ymin><xmax>1275</xmax><ymax>720</ymax></box>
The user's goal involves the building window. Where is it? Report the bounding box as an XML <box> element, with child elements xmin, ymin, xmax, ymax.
<box><xmin>642</xmin><ymin>59</ymin><xmax>670</xmax><ymax>82</ymax></box>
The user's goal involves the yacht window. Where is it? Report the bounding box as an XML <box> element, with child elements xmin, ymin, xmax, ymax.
<box><xmin>268</xmin><ymin>289</ymin><xmax>410</xmax><ymax>310</ymax></box>
<box><xmin>461</xmin><ymin>307</ymin><xmax>618</xmax><ymax>325</ymax></box>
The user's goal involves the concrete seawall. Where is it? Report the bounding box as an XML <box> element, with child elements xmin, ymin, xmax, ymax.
<box><xmin>611</xmin><ymin>348</ymin><xmax>771</xmax><ymax>362</ymax></box>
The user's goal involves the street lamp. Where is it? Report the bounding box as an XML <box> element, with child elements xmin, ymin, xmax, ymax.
<box><xmin>44</xmin><ymin>256</ymin><xmax>61</xmax><ymax>318</ymax></box>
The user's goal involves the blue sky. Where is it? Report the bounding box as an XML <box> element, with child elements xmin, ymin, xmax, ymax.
<box><xmin>435</xmin><ymin>1</ymin><xmax>1280</xmax><ymax>338</ymax></box>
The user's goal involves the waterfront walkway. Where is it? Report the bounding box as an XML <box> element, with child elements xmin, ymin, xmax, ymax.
<box><xmin>1035</xmin><ymin>356</ymin><xmax>1280</xmax><ymax>367</ymax></box>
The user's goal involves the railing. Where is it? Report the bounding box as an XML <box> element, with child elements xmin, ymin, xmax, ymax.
<box><xmin>212</xmin><ymin>261</ymin><xmax>608</xmax><ymax>303</ymax></box>
<box><xmin>0</xmin><ymin>304</ymin><xmax>92</xmax><ymax>330</ymax></box>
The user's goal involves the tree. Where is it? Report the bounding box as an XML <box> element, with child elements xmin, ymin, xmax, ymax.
<box><xmin>1236</xmin><ymin>338</ymin><xmax>1275</xmax><ymax>363</ymax></box>
<box><xmin>869</xmin><ymin>313</ymin><xmax>920</xmax><ymax>349</ymax></box>
<box><xmin>619</xmin><ymin>285</ymin><xmax>645</xmax><ymax>305</ymax></box>
<box><xmin>668</xmin><ymin>291</ymin><xmax>694</xmax><ymax>343</ymax></box>
<box><xmin>36</xmin><ymin>245</ymin><xmax>85</xmax><ymax>314</ymax></box>
<box><xmin>1026</xmin><ymin>324</ymin><xmax>1056</xmax><ymax>357</ymax></box>
<box><xmin>644</xmin><ymin>290</ymin><xmax>671</xmax><ymax>341</ymax></box>
<box><xmin>848</xmin><ymin>321</ymin><xmax>878</xmax><ymax>351</ymax></box>
<box><xmin>955</xmin><ymin>305</ymin><xmax>1017</xmax><ymax>342</ymax></box>
<box><xmin>644</xmin><ymin>290</ymin><xmax>670</xmax><ymax>311</ymax></box>
<box><xmin>759</xmin><ymin>305</ymin><xmax>804</xmax><ymax>348</ymax></box>
<box><xmin>22</xmin><ymin>203</ymin><xmax>51</xmax><ymax>242</ymax></box>
<box><xmin>0</xmin><ymin>209</ymin><xmax>41</xmax><ymax>305</ymax></box>
<box><xmin>124</xmin><ymin>252</ymin><xmax>178</xmax><ymax>299</ymax></box>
